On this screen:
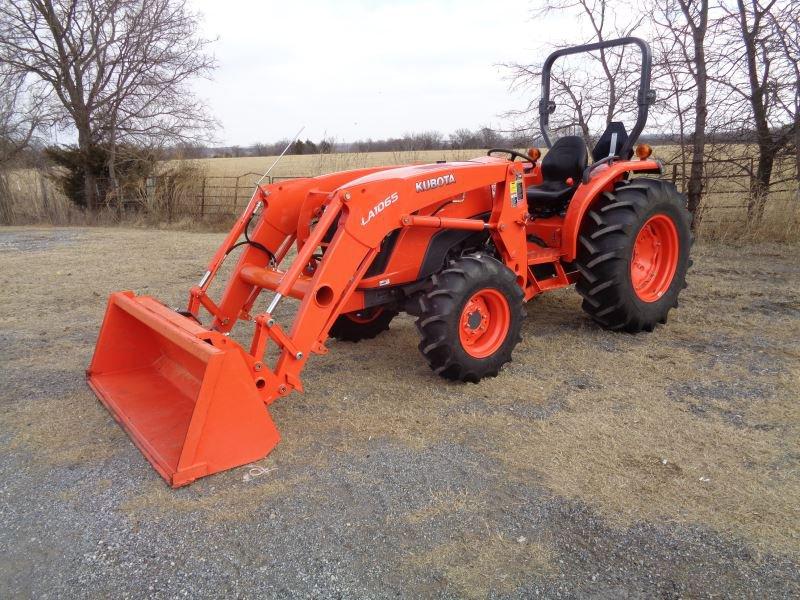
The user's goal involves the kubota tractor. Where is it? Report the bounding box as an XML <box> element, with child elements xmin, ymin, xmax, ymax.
<box><xmin>88</xmin><ymin>37</ymin><xmax>692</xmax><ymax>486</ymax></box>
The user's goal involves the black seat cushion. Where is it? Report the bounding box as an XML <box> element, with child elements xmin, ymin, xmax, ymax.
<box><xmin>527</xmin><ymin>135</ymin><xmax>588</xmax><ymax>209</ymax></box>
<box><xmin>592</xmin><ymin>121</ymin><xmax>631</xmax><ymax>161</ymax></box>
<box><xmin>540</xmin><ymin>135</ymin><xmax>588</xmax><ymax>183</ymax></box>
<box><xmin>526</xmin><ymin>180</ymin><xmax>574</xmax><ymax>204</ymax></box>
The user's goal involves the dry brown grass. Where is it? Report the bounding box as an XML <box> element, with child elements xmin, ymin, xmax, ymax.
<box><xmin>119</xmin><ymin>472</ymin><xmax>309</xmax><ymax>523</ymax></box>
<box><xmin>0</xmin><ymin>162</ymin><xmax>211</xmax><ymax>229</ymax></box>
<box><xmin>0</xmin><ymin>169</ymin><xmax>77</xmax><ymax>224</ymax></box>
<box><xmin>407</xmin><ymin>534</ymin><xmax>552</xmax><ymax>599</ymax></box>
<box><xmin>2</xmin><ymin>146</ymin><xmax>797</xmax><ymax>242</ymax></box>
<box><xmin>0</xmin><ymin>227</ymin><xmax>798</xmax><ymax>575</ymax></box>
<box><xmin>697</xmin><ymin>192</ymin><xmax>800</xmax><ymax>243</ymax></box>
<box><xmin>171</xmin><ymin>149</ymin><xmax>482</xmax><ymax>181</ymax></box>
<box><xmin>257</xmin><ymin>242</ymin><xmax>799</xmax><ymax>556</ymax></box>
<box><xmin>0</xmin><ymin>392</ymin><xmax>119</xmax><ymax>468</ymax></box>
<box><xmin>482</xmin><ymin>388</ymin><xmax>799</xmax><ymax>554</ymax></box>
<box><xmin>273</xmin><ymin>322</ymin><xmax>799</xmax><ymax>556</ymax></box>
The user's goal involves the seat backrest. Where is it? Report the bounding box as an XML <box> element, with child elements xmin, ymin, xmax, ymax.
<box><xmin>541</xmin><ymin>136</ymin><xmax>588</xmax><ymax>184</ymax></box>
<box><xmin>592</xmin><ymin>121</ymin><xmax>631</xmax><ymax>161</ymax></box>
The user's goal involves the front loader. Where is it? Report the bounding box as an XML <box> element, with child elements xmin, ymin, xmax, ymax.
<box><xmin>88</xmin><ymin>37</ymin><xmax>692</xmax><ymax>486</ymax></box>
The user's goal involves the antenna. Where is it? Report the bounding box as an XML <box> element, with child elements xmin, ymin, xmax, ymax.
<box><xmin>256</xmin><ymin>126</ymin><xmax>306</xmax><ymax>186</ymax></box>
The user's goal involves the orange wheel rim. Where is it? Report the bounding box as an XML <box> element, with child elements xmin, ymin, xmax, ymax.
<box><xmin>631</xmin><ymin>214</ymin><xmax>679</xmax><ymax>302</ymax></box>
<box><xmin>458</xmin><ymin>289</ymin><xmax>510</xmax><ymax>358</ymax></box>
<box><xmin>346</xmin><ymin>307</ymin><xmax>384</xmax><ymax>324</ymax></box>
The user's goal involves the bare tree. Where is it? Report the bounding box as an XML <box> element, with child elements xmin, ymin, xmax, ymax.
<box><xmin>503</xmin><ymin>0</ymin><xmax>644</xmax><ymax>148</ymax></box>
<box><xmin>713</xmin><ymin>0</ymin><xmax>797</xmax><ymax>221</ymax></box>
<box><xmin>0</xmin><ymin>0</ymin><xmax>216</xmax><ymax>209</ymax></box>
<box><xmin>449</xmin><ymin>128</ymin><xmax>481</xmax><ymax>150</ymax></box>
<box><xmin>769</xmin><ymin>1</ymin><xmax>799</xmax><ymax>194</ymax></box>
<box><xmin>0</xmin><ymin>69</ymin><xmax>51</xmax><ymax>166</ymax></box>
<box><xmin>408</xmin><ymin>131</ymin><xmax>445</xmax><ymax>151</ymax></box>
<box><xmin>0</xmin><ymin>67</ymin><xmax>54</xmax><ymax>224</ymax></box>
<box><xmin>651</xmin><ymin>0</ymin><xmax>711</xmax><ymax>227</ymax></box>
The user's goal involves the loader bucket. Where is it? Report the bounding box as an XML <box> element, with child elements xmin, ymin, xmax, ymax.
<box><xmin>87</xmin><ymin>291</ymin><xmax>280</xmax><ymax>487</ymax></box>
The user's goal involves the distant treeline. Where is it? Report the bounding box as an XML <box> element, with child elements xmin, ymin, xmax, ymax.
<box><xmin>166</xmin><ymin>127</ymin><xmax>775</xmax><ymax>160</ymax></box>
<box><xmin>6</xmin><ymin>126</ymin><xmax>782</xmax><ymax>169</ymax></box>
<box><xmin>169</xmin><ymin>128</ymin><xmax>539</xmax><ymax>159</ymax></box>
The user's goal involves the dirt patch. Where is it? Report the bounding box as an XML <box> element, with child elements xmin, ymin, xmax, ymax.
<box><xmin>745</xmin><ymin>298</ymin><xmax>800</xmax><ymax>318</ymax></box>
<box><xmin>403</xmin><ymin>488</ymin><xmax>490</xmax><ymax>525</ymax></box>
<box><xmin>0</xmin><ymin>227</ymin><xmax>83</xmax><ymax>252</ymax></box>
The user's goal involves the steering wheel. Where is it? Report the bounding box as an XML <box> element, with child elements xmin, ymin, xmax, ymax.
<box><xmin>487</xmin><ymin>148</ymin><xmax>535</xmax><ymax>162</ymax></box>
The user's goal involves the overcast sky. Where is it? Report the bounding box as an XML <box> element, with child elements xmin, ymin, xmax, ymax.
<box><xmin>190</xmin><ymin>0</ymin><xmax>572</xmax><ymax>146</ymax></box>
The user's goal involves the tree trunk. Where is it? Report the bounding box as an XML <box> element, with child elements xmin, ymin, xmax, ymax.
<box><xmin>77</xmin><ymin>124</ymin><xmax>98</xmax><ymax>211</ymax></box>
<box><xmin>795</xmin><ymin>116</ymin><xmax>800</xmax><ymax>202</ymax></box>
<box><xmin>686</xmin><ymin>41</ymin><xmax>707</xmax><ymax>230</ymax></box>
<box><xmin>748</xmin><ymin>151</ymin><xmax>774</xmax><ymax>223</ymax></box>
<box><xmin>107</xmin><ymin>124</ymin><xmax>121</xmax><ymax>218</ymax></box>
<box><xmin>680</xmin><ymin>0</ymin><xmax>709</xmax><ymax>232</ymax></box>
<box><xmin>686</xmin><ymin>145</ymin><xmax>705</xmax><ymax>230</ymax></box>
<box><xmin>0</xmin><ymin>172</ymin><xmax>13</xmax><ymax>224</ymax></box>
<box><xmin>737</xmin><ymin>0</ymin><xmax>774</xmax><ymax>225</ymax></box>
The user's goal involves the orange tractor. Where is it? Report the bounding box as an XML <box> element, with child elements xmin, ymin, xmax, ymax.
<box><xmin>88</xmin><ymin>37</ymin><xmax>692</xmax><ymax>486</ymax></box>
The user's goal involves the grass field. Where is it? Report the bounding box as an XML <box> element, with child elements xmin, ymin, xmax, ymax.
<box><xmin>171</xmin><ymin>145</ymin><xmax>714</xmax><ymax>179</ymax></box>
<box><xmin>174</xmin><ymin>147</ymin><xmax>798</xmax><ymax>241</ymax></box>
<box><xmin>0</xmin><ymin>226</ymin><xmax>798</xmax><ymax>597</ymax></box>
<box><xmin>3</xmin><ymin>146</ymin><xmax>798</xmax><ymax>242</ymax></box>
<box><xmin>175</xmin><ymin>149</ymin><xmax>485</xmax><ymax>180</ymax></box>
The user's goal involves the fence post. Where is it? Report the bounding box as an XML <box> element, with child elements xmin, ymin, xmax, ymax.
<box><xmin>200</xmin><ymin>177</ymin><xmax>206</xmax><ymax>218</ymax></box>
<box><xmin>682</xmin><ymin>161</ymin><xmax>687</xmax><ymax>193</ymax></box>
<box><xmin>235</xmin><ymin>175</ymin><xmax>241</xmax><ymax>213</ymax></box>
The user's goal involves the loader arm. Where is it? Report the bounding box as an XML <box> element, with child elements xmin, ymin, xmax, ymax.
<box><xmin>225</xmin><ymin>158</ymin><xmax>529</xmax><ymax>405</ymax></box>
<box><xmin>192</xmin><ymin>167</ymin><xmax>394</xmax><ymax>330</ymax></box>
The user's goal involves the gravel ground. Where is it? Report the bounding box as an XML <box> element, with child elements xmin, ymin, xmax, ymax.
<box><xmin>1</xmin><ymin>226</ymin><xmax>798</xmax><ymax>599</ymax></box>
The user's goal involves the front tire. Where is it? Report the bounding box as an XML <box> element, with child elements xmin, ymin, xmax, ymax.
<box><xmin>416</xmin><ymin>254</ymin><xmax>524</xmax><ymax>382</ymax></box>
<box><xmin>575</xmin><ymin>178</ymin><xmax>692</xmax><ymax>332</ymax></box>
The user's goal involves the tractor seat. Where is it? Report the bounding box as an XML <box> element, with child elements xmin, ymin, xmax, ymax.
<box><xmin>527</xmin><ymin>136</ymin><xmax>588</xmax><ymax>210</ymax></box>
<box><xmin>592</xmin><ymin>121</ymin><xmax>632</xmax><ymax>161</ymax></box>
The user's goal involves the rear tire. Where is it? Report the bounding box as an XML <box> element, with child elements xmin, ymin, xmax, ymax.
<box><xmin>575</xmin><ymin>178</ymin><xmax>692</xmax><ymax>332</ymax></box>
<box><xmin>416</xmin><ymin>254</ymin><xmax>524</xmax><ymax>382</ymax></box>
<box><xmin>329</xmin><ymin>307</ymin><xmax>397</xmax><ymax>342</ymax></box>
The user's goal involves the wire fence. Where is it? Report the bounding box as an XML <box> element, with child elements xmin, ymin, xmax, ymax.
<box><xmin>145</xmin><ymin>172</ymin><xmax>312</xmax><ymax>219</ymax></box>
<box><xmin>150</xmin><ymin>158</ymin><xmax>798</xmax><ymax>221</ymax></box>
<box><xmin>664</xmin><ymin>157</ymin><xmax>797</xmax><ymax>223</ymax></box>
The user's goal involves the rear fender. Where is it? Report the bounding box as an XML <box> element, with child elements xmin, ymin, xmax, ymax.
<box><xmin>562</xmin><ymin>159</ymin><xmax>661</xmax><ymax>261</ymax></box>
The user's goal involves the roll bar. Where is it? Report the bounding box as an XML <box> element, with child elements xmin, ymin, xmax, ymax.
<box><xmin>538</xmin><ymin>37</ymin><xmax>655</xmax><ymax>158</ymax></box>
